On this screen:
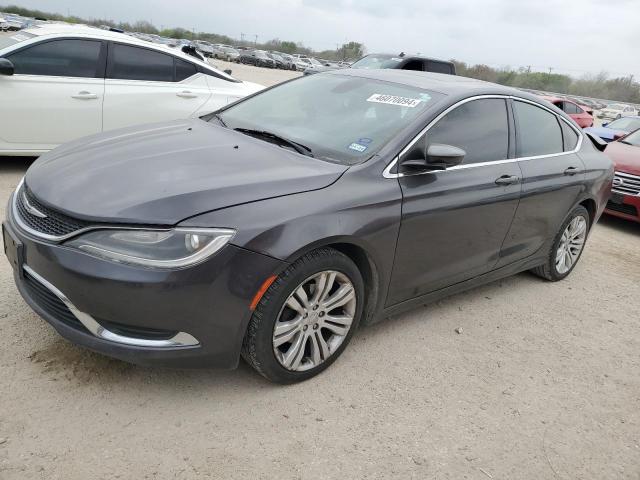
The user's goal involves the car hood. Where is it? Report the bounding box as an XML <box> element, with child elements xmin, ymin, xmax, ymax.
<box><xmin>25</xmin><ymin>119</ymin><xmax>347</xmax><ymax>225</ymax></box>
<box><xmin>583</xmin><ymin>126</ymin><xmax>625</xmax><ymax>141</ymax></box>
<box><xmin>605</xmin><ymin>141</ymin><xmax>640</xmax><ymax>174</ymax></box>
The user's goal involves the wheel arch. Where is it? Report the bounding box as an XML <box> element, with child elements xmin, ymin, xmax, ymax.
<box><xmin>284</xmin><ymin>237</ymin><xmax>383</xmax><ymax>326</ymax></box>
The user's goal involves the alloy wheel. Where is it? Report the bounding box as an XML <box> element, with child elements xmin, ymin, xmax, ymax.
<box><xmin>272</xmin><ymin>271</ymin><xmax>356</xmax><ymax>372</ymax></box>
<box><xmin>555</xmin><ymin>215</ymin><xmax>587</xmax><ymax>274</ymax></box>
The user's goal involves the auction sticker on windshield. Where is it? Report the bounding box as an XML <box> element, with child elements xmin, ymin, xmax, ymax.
<box><xmin>367</xmin><ymin>94</ymin><xmax>422</xmax><ymax>108</ymax></box>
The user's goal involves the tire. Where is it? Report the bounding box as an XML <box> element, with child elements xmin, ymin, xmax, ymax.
<box><xmin>242</xmin><ymin>248</ymin><xmax>364</xmax><ymax>384</ymax></box>
<box><xmin>531</xmin><ymin>205</ymin><xmax>590</xmax><ymax>281</ymax></box>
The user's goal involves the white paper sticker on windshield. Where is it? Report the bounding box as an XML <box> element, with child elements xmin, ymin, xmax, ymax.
<box><xmin>367</xmin><ymin>94</ymin><xmax>422</xmax><ymax>108</ymax></box>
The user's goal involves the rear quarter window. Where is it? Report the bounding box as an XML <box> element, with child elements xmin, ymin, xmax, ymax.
<box><xmin>513</xmin><ymin>101</ymin><xmax>563</xmax><ymax>157</ymax></box>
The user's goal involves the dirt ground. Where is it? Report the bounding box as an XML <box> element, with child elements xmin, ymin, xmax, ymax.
<box><xmin>0</xmin><ymin>61</ymin><xmax>639</xmax><ymax>480</ymax></box>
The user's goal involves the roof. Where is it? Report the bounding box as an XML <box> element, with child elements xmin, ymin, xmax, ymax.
<box><xmin>325</xmin><ymin>68</ymin><xmax>529</xmax><ymax>98</ymax></box>
<box><xmin>21</xmin><ymin>23</ymin><xmax>235</xmax><ymax>80</ymax></box>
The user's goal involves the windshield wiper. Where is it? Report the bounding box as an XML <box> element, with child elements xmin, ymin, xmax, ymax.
<box><xmin>234</xmin><ymin>128</ymin><xmax>314</xmax><ymax>157</ymax></box>
<box><xmin>213</xmin><ymin>113</ymin><xmax>227</xmax><ymax>127</ymax></box>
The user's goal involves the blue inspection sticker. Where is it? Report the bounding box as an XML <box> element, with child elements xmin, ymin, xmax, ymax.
<box><xmin>348</xmin><ymin>142</ymin><xmax>368</xmax><ymax>153</ymax></box>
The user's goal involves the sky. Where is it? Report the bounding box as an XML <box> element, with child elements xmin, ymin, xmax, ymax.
<box><xmin>11</xmin><ymin>0</ymin><xmax>640</xmax><ymax>79</ymax></box>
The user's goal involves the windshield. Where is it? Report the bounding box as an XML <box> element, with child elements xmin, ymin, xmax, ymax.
<box><xmin>351</xmin><ymin>54</ymin><xmax>403</xmax><ymax>69</ymax></box>
<box><xmin>309</xmin><ymin>58</ymin><xmax>322</xmax><ymax>66</ymax></box>
<box><xmin>608</xmin><ymin>104</ymin><xmax>625</xmax><ymax>111</ymax></box>
<box><xmin>254</xmin><ymin>51</ymin><xmax>268</xmax><ymax>58</ymax></box>
<box><xmin>608</xmin><ymin>117</ymin><xmax>640</xmax><ymax>132</ymax></box>
<box><xmin>0</xmin><ymin>32</ymin><xmax>36</xmax><ymax>51</ymax></box>
<box><xmin>216</xmin><ymin>74</ymin><xmax>443</xmax><ymax>165</ymax></box>
<box><xmin>621</xmin><ymin>129</ymin><xmax>640</xmax><ymax>146</ymax></box>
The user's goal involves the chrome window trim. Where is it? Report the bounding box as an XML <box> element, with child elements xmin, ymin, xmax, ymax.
<box><xmin>23</xmin><ymin>265</ymin><xmax>200</xmax><ymax>348</ymax></box>
<box><xmin>383</xmin><ymin>94</ymin><xmax>584</xmax><ymax>179</ymax></box>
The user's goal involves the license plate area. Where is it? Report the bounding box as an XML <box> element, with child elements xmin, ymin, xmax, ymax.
<box><xmin>2</xmin><ymin>222</ymin><xmax>23</xmax><ymax>277</ymax></box>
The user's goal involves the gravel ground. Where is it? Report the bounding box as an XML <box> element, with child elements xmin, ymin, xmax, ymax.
<box><xmin>0</xmin><ymin>62</ymin><xmax>638</xmax><ymax>480</ymax></box>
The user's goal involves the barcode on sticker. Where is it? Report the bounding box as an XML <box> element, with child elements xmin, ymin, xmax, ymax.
<box><xmin>367</xmin><ymin>94</ymin><xmax>422</xmax><ymax>108</ymax></box>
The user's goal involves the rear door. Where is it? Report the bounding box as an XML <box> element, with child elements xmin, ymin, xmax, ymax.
<box><xmin>387</xmin><ymin>97</ymin><xmax>522</xmax><ymax>305</ymax></box>
<box><xmin>497</xmin><ymin>99</ymin><xmax>585</xmax><ymax>266</ymax></box>
<box><xmin>103</xmin><ymin>43</ymin><xmax>210</xmax><ymax>131</ymax></box>
<box><xmin>0</xmin><ymin>38</ymin><xmax>104</xmax><ymax>152</ymax></box>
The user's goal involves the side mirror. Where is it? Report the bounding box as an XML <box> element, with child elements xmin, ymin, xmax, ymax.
<box><xmin>0</xmin><ymin>58</ymin><xmax>14</xmax><ymax>76</ymax></box>
<box><xmin>426</xmin><ymin>144</ymin><xmax>466</xmax><ymax>169</ymax></box>
<box><xmin>224</xmin><ymin>69</ymin><xmax>232</xmax><ymax>75</ymax></box>
<box><xmin>400</xmin><ymin>142</ymin><xmax>465</xmax><ymax>172</ymax></box>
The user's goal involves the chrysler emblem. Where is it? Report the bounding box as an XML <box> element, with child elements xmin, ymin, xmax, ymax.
<box><xmin>22</xmin><ymin>192</ymin><xmax>48</xmax><ymax>218</ymax></box>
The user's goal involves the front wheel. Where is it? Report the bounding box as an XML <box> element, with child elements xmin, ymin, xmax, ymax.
<box><xmin>531</xmin><ymin>205</ymin><xmax>590</xmax><ymax>281</ymax></box>
<box><xmin>242</xmin><ymin>248</ymin><xmax>364</xmax><ymax>383</ymax></box>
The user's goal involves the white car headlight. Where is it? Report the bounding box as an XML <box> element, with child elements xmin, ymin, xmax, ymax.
<box><xmin>66</xmin><ymin>228</ymin><xmax>235</xmax><ymax>269</ymax></box>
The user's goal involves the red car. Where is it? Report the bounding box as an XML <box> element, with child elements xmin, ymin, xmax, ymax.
<box><xmin>604</xmin><ymin>129</ymin><xmax>640</xmax><ymax>222</ymax></box>
<box><xmin>541</xmin><ymin>96</ymin><xmax>594</xmax><ymax>128</ymax></box>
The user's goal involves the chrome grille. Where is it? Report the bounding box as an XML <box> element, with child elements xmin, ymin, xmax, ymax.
<box><xmin>612</xmin><ymin>171</ymin><xmax>640</xmax><ymax>196</ymax></box>
<box><xmin>14</xmin><ymin>183</ymin><xmax>91</xmax><ymax>239</ymax></box>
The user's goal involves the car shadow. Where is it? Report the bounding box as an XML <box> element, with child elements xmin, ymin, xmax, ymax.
<box><xmin>24</xmin><ymin>270</ymin><xmax>537</xmax><ymax>395</ymax></box>
<box><xmin>0</xmin><ymin>156</ymin><xmax>37</xmax><ymax>174</ymax></box>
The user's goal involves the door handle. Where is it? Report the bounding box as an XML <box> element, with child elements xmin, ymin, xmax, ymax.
<box><xmin>177</xmin><ymin>91</ymin><xmax>198</xmax><ymax>98</ymax></box>
<box><xmin>564</xmin><ymin>166</ymin><xmax>581</xmax><ymax>176</ymax></box>
<box><xmin>71</xmin><ymin>91</ymin><xmax>98</xmax><ymax>100</ymax></box>
<box><xmin>495</xmin><ymin>175</ymin><xmax>521</xmax><ymax>185</ymax></box>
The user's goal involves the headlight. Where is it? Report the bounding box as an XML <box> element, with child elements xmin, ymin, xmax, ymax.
<box><xmin>66</xmin><ymin>228</ymin><xmax>235</xmax><ymax>269</ymax></box>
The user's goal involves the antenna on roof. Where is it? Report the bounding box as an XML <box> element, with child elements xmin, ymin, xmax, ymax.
<box><xmin>109</xmin><ymin>27</ymin><xmax>124</xmax><ymax>33</ymax></box>
<box><xmin>399</xmin><ymin>52</ymin><xmax>405</xmax><ymax>57</ymax></box>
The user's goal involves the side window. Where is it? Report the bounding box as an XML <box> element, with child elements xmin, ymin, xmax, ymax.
<box><xmin>560</xmin><ymin>121</ymin><xmax>579</xmax><ymax>151</ymax></box>
<box><xmin>513</xmin><ymin>101</ymin><xmax>563</xmax><ymax>157</ymax></box>
<box><xmin>425</xmin><ymin>99</ymin><xmax>509</xmax><ymax>164</ymax></box>
<box><xmin>175</xmin><ymin>59</ymin><xmax>197</xmax><ymax>81</ymax></box>
<box><xmin>7</xmin><ymin>39</ymin><xmax>102</xmax><ymax>78</ymax></box>
<box><xmin>563</xmin><ymin>102</ymin><xmax>579</xmax><ymax>114</ymax></box>
<box><xmin>108</xmin><ymin>44</ymin><xmax>174</xmax><ymax>82</ymax></box>
<box><xmin>426</xmin><ymin>61</ymin><xmax>454</xmax><ymax>75</ymax></box>
<box><xmin>402</xmin><ymin>60</ymin><xmax>423</xmax><ymax>71</ymax></box>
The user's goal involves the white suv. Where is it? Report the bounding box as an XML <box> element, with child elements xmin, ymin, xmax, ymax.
<box><xmin>0</xmin><ymin>24</ymin><xmax>264</xmax><ymax>156</ymax></box>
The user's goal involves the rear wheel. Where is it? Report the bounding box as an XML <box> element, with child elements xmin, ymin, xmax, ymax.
<box><xmin>531</xmin><ymin>205</ymin><xmax>589</xmax><ymax>281</ymax></box>
<box><xmin>242</xmin><ymin>248</ymin><xmax>364</xmax><ymax>383</ymax></box>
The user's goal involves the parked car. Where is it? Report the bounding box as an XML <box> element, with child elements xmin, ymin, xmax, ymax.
<box><xmin>239</xmin><ymin>49</ymin><xmax>276</xmax><ymax>68</ymax></box>
<box><xmin>0</xmin><ymin>23</ymin><xmax>263</xmax><ymax>156</ymax></box>
<box><xmin>3</xmin><ymin>70</ymin><xmax>612</xmax><ymax>383</ymax></box>
<box><xmin>267</xmin><ymin>52</ymin><xmax>286</xmax><ymax>69</ymax></box>
<box><xmin>584</xmin><ymin>116</ymin><xmax>640</xmax><ymax>142</ymax></box>
<box><xmin>305</xmin><ymin>52</ymin><xmax>457</xmax><ymax>76</ymax></box>
<box><xmin>541</xmin><ymin>96</ymin><xmax>594</xmax><ymax>128</ymax></box>
<box><xmin>276</xmin><ymin>52</ymin><xmax>296</xmax><ymax>70</ymax></box>
<box><xmin>603</xmin><ymin>129</ymin><xmax>640</xmax><ymax>222</ymax></box>
<box><xmin>192</xmin><ymin>40</ymin><xmax>215</xmax><ymax>58</ymax></box>
<box><xmin>597</xmin><ymin>103</ymin><xmax>638</xmax><ymax>120</ymax></box>
<box><xmin>219</xmin><ymin>46</ymin><xmax>240</xmax><ymax>62</ymax></box>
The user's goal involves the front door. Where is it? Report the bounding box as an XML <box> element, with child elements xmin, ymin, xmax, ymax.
<box><xmin>0</xmin><ymin>38</ymin><xmax>104</xmax><ymax>152</ymax></box>
<box><xmin>388</xmin><ymin>98</ymin><xmax>522</xmax><ymax>305</ymax></box>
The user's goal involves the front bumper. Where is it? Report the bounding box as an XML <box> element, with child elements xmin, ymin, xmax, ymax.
<box><xmin>4</xmin><ymin>215</ymin><xmax>285</xmax><ymax>369</ymax></box>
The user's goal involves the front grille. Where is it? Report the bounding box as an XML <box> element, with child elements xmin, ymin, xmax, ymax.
<box><xmin>22</xmin><ymin>269</ymin><xmax>87</xmax><ymax>332</ymax></box>
<box><xmin>612</xmin><ymin>171</ymin><xmax>640</xmax><ymax>197</ymax></box>
<box><xmin>15</xmin><ymin>184</ymin><xmax>91</xmax><ymax>238</ymax></box>
<box><xmin>606</xmin><ymin>201</ymin><xmax>638</xmax><ymax>217</ymax></box>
